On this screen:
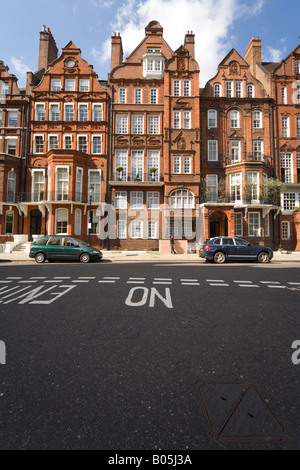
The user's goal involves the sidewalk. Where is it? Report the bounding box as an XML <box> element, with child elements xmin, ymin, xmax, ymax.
<box><xmin>0</xmin><ymin>249</ymin><xmax>300</xmax><ymax>263</ymax></box>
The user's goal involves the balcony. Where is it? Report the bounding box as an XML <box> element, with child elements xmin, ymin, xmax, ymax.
<box><xmin>17</xmin><ymin>191</ymin><xmax>101</xmax><ymax>204</ymax></box>
<box><xmin>110</xmin><ymin>172</ymin><xmax>164</xmax><ymax>185</ymax></box>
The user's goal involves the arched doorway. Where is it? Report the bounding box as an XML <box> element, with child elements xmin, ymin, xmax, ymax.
<box><xmin>209</xmin><ymin>214</ymin><xmax>220</xmax><ymax>238</ymax></box>
<box><xmin>30</xmin><ymin>209</ymin><xmax>42</xmax><ymax>238</ymax></box>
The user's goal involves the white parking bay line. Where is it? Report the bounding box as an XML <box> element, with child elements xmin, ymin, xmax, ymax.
<box><xmin>154</xmin><ymin>278</ymin><xmax>172</xmax><ymax>281</ymax></box>
<box><xmin>53</xmin><ymin>277</ymin><xmax>71</xmax><ymax>279</ymax></box>
<box><xmin>103</xmin><ymin>277</ymin><xmax>120</xmax><ymax>280</ymax></box>
<box><xmin>209</xmin><ymin>283</ymin><xmax>229</xmax><ymax>287</ymax></box>
<box><xmin>181</xmin><ymin>282</ymin><xmax>200</xmax><ymax>286</ymax></box>
<box><xmin>180</xmin><ymin>279</ymin><xmax>198</xmax><ymax>282</ymax></box>
<box><xmin>72</xmin><ymin>280</ymin><xmax>90</xmax><ymax>283</ymax></box>
<box><xmin>6</xmin><ymin>277</ymin><xmax>23</xmax><ymax>280</ymax></box>
<box><xmin>43</xmin><ymin>280</ymin><xmax>63</xmax><ymax>283</ymax></box>
<box><xmin>127</xmin><ymin>280</ymin><xmax>145</xmax><ymax>284</ymax></box>
<box><xmin>0</xmin><ymin>281</ymin><xmax>12</xmax><ymax>284</ymax></box>
<box><xmin>98</xmin><ymin>280</ymin><xmax>116</xmax><ymax>283</ymax></box>
<box><xmin>260</xmin><ymin>281</ymin><xmax>280</xmax><ymax>284</ymax></box>
<box><xmin>287</xmin><ymin>282</ymin><xmax>300</xmax><ymax>285</ymax></box>
<box><xmin>234</xmin><ymin>280</ymin><xmax>252</xmax><ymax>283</ymax></box>
<box><xmin>239</xmin><ymin>284</ymin><xmax>260</xmax><ymax>287</ymax></box>
<box><xmin>78</xmin><ymin>277</ymin><xmax>96</xmax><ymax>279</ymax></box>
<box><xmin>267</xmin><ymin>285</ymin><xmax>286</xmax><ymax>289</ymax></box>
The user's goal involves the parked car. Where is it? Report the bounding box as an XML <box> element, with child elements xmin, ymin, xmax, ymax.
<box><xmin>29</xmin><ymin>236</ymin><xmax>103</xmax><ymax>263</ymax></box>
<box><xmin>199</xmin><ymin>236</ymin><xmax>273</xmax><ymax>264</ymax></box>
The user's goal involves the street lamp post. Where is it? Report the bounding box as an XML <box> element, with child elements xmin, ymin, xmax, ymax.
<box><xmin>88</xmin><ymin>186</ymin><xmax>94</xmax><ymax>245</ymax></box>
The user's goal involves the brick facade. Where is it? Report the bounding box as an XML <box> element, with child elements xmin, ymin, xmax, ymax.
<box><xmin>0</xmin><ymin>22</ymin><xmax>299</xmax><ymax>251</ymax></box>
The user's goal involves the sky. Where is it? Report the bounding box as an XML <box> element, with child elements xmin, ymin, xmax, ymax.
<box><xmin>0</xmin><ymin>0</ymin><xmax>299</xmax><ymax>88</ymax></box>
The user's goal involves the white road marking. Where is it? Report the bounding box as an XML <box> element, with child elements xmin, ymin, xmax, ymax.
<box><xmin>18</xmin><ymin>280</ymin><xmax>38</xmax><ymax>284</ymax></box>
<box><xmin>181</xmin><ymin>282</ymin><xmax>200</xmax><ymax>286</ymax></box>
<box><xmin>6</xmin><ymin>277</ymin><xmax>23</xmax><ymax>280</ymax></box>
<box><xmin>260</xmin><ymin>281</ymin><xmax>281</xmax><ymax>284</ymax></box>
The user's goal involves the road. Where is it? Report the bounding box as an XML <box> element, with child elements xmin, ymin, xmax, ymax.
<box><xmin>0</xmin><ymin>260</ymin><xmax>299</xmax><ymax>452</ymax></box>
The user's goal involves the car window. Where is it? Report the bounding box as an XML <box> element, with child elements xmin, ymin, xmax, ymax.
<box><xmin>222</xmin><ymin>237</ymin><xmax>234</xmax><ymax>245</ymax></box>
<box><xmin>47</xmin><ymin>238</ymin><xmax>62</xmax><ymax>246</ymax></box>
<box><xmin>32</xmin><ymin>237</ymin><xmax>48</xmax><ymax>246</ymax></box>
<box><xmin>234</xmin><ymin>238</ymin><xmax>249</xmax><ymax>246</ymax></box>
<box><xmin>212</xmin><ymin>238</ymin><xmax>221</xmax><ymax>245</ymax></box>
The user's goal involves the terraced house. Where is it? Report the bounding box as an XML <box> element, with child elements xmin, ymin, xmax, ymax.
<box><xmin>0</xmin><ymin>22</ymin><xmax>299</xmax><ymax>252</ymax></box>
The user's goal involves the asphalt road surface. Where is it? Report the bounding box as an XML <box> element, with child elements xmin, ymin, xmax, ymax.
<box><xmin>0</xmin><ymin>260</ymin><xmax>299</xmax><ymax>453</ymax></box>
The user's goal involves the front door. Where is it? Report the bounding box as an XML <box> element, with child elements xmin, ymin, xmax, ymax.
<box><xmin>30</xmin><ymin>209</ymin><xmax>42</xmax><ymax>237</ymax></box>
<box><xmin>209</xmin><ymin>214</ymin><xmax>220</xmax><ymax>238</ymax></box>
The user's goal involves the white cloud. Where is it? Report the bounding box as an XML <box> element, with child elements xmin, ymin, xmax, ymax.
<box><xmin>10</xmin><ymin>57</ymin><xmax>30</xmax><ymax>81</ymax></box>
<box><xmin>93</xmin><ymin>0</ymin><xmax>265</xmax><ymax>86</ymax></box>
<box><xmin>91</xmin><ymin>0</ymin><xmax>114</xmax><ymax>7</ymax></box>
<box><xmin>263</xmin><ymin>46</ymin><xmax>284</xmax><ymax>63</ymax></box>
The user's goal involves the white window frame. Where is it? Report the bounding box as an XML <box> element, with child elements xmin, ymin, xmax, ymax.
<box><xmin>35</xmin><ymin>103</ymin><xmax>45</xmax><ymax>121</ymax></box>
<box><xmin>183</xmin><ymin>110</ymin><xmax>191</xmax><ymax>129</ymax></box>
<box><xmin>55</xmin><ymin>166</ymin><xmax>69</xmax><ymax>201</ymax></box>
<box><xmin>51</xmin><ymin>209</ymin><xmax>64</xmax><ymax>237</ymax></box>
<box><xmin>7</xmin><ymin>110</ymin><xmax>18</xmax><ymax>127</ymax></box>
<box><xmin>147</xmin><ymin>192</ymin><xmax>160</xmax><ymax>209</ymax></box>
<box><xmin>147</xmin><ymin>115</ymin><xmax>160</xmax><ymax>134</ymax></box>
<box><xmin>281</xmin><ymin>115</ymin><xmax>290</xmax><ymax>137</ymax></box>
<box><xmin>134</xmin><ymin>88</ymin><xmax>142</xmax><ymax>104</ymax></box>
<box><xmin>74</xmin><ymin>209</ymin><xmax>82</xmax><ymax>236</ymax></box>
<box><xmin>234</xmin><ymin>212</ymin><xmax>243</xmax><ymax>237</ymax></box>
<box><xmin>75</xmin><ymin>167</ymin><xmax>83</xmax><ymax>202</ymax></box>
<box><xmin>282</xmin><ymin>221</ymin><xmax>290</xmax><ymax>240</ymax></box>
<box><xmin>115</xmin><ymin>114</ymin><xmax>128</xmax><ymax>134</ymax></box>
<box><xmin>131</xmin><ymin>150</ymin><xmax>144</xmax><ymax>181</ymax></box>
<box><xmin>253</xmin><ymin>140</ymin><xmax>263</xmax><ymax>161</ymax></box>
<box><xmin>6</xmin><ymin>137</ymin><xmax>17</xmax><ymax>156</ymax></box>
<box><xmin>248</xmin><ymin>212</ymin><xmax>261</xmax><ymax>237</ymax></box>
<box><xmin>247</xmin><ymin>171</ymin><xmax>260</xmax><ymax>202</ymax></box>
<box><xmin>49</xmin><ymin>103</ymin><xmax>60</xmax><ymax>121</ymax></box>
<box><xmin>231</xmin><ymin>140</ymin><xmax>241</xmax><ymax>162</ymax></box>
<box><xmin>183</xmin><ymin>80</ymin><xmax>191</xmax><ymax>97</ymax></box>
<box><xmin>88</xmin><ymin>169</ymin><xmax>101</xmax><ymax>203</ymax></box>
<box><xmin>130</xmin><ymin>220</ymin><xmax>143</xmax><ymax>239</ymax></box>
<box><xmin>65</xmin><ymin>79</ymin><xmax>75</xmax><ymax>92</ymax></box>
<box><xmin>147</xmin><ymin>151</ymin><xmax>159</xmax><ymax>182</ymax></box>
<box><xmin>208</xmin><ymin>109</ymin><xmax>217</xmax><ymax>128</ymax></box>
<box><xmin>173</xmin><ymin>110</ymin><xmax>181</xmax><ymax>129</ymax></box>
<box><xmin>150</xmin><ymin>88</ymin><xmax>158</xmax><ymax>104</ymax></box>
<box><xmin>253</xmin><ymin>110</ymin><xmax>262</xmax><ymax>128</ymax></box>
<box><xmin>92</xmin><ymin>135</ymin><xmax>102</xmax><ymax>154</ymax></box>
<box><xmin>169</xmin><ymin>189</ymin><xmax>195</xmax><ymax>209</ymax></box>
<box><xmin>63</xmin><ymin>134</ymin><xmax>73</xmax><ymax>150</ymax></box>
<box><xmin>147</xmin><ymin>220</ymin><xmax>157</xmax><ymax>239</ymax></box>
<box><xmin>208</xmin><ymin>140</ymin><xmax>218</xmax><ymax>161</ymax></box>
<box><xmin>173</xmin><ymin>79</ymin><xmax>180</xmax><ymax>96</ymax></box>
<box><xmin>78</xmin><ymin>103</ymin><xmax>89</xmax><ymax>122</ymax></box>
<box><xmin>230</xmin><ymin>110</ymin><xmax>239</xmax><ymax>128</ymax></box>
<box><xmin>206</xmin><ymin>174</ymin><xmax>218</xmax><ymax>203</ymax></box>
<box><xmin>214</xmin><ymin>83</ymin><xmax>221</xmax><ymax>97</ymax></box>
<box><xmin>64</xmin><ymin>103</ymin><xmax>74</xmax><ymax>121</ymax></box>
<box><xmin>79</xmin><ymin>79</ymin><xmax>89</xmax><ymax>92</ymax></box>
<box><xmin>7</xmin><ymin>171</ymin><xmax>16</xmax><ymax>202</ymax></box>
<box><xmin>225</xmin><ymin>80</ymin><xmax>233</xmax><ymax>97</ymax></box>
<box><xmin>51</xmin><ymin>78</ymin><xmax>61</xmax><ymax>92</ymax></box>
<box><xmin>247</xmin><ymin>84</ymin><xmax>254</xmax><ymax>98</ymax></box>
<box><xmin>114</xmin><ymin>191</ymin><xmax>127</xmax><ymax>209</ymax></box>
<box><xmin>132</xmin><ymin>114</ymin><xmax>144</xmax><ymax>134</ymax></box>
<box><xmin>115</xmin><ymin>150</ymin><xmax>128</xmax><ymax>181</ymax></box>
<box><xmin>92</xmin><ymin>103</ymin><xmax>103</xmax><ymax>122</ymax></box>
<box><xmin>130</xmin><ymin>191</ymin><xmax>143</xmax><ymax>209</ymax></box>
<box><xmin>117</xmin><ymin>220</ymin><xmax>127</xmax><ymax>239</ymax></box>
<box><xmin>230</xmin><ymin>172</ymin><xmax>242</xmax><ymax>202</ymax></box>
<box><xmin>235</xmin><ymin>81</ymin><xmax>242</xmax><ymax>98</ymax></box>
<box><xmin>33</xmin><ymin>134</ymin><xmax>44</xmax><ymax>154</ymax></box>
<box><xmin>281</xmin><ymin>86</ymin><xmax>287</xmax><ymax>104</ymax></box>
<box><xmin>118</xmin><ymin>87</ymin><xmax>126</xmax><ymax>104</ymax></box>
<box><xmin>77</xmin><ymin>135</ymin><xmax>88</xmax><ymax>153</ymax></box>
<box><xmin>32</xmin><ymin>169</ymin><xmax>45</xmax><ymax>202</ymax></box>
<box><xmin>264</xmin><ymin>213</ymin><xmax>270</xmax><ymax>237</ymax></box>
<box><xmin>48</xmin><ymin>134</ymin><xmax>59</xmax><ymax>151</ymax></box>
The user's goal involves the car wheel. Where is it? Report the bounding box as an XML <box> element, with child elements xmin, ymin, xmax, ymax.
<box><xmin>213</xmin><ymin>251</ymin><xmax>226</xmax><ymax>264</ymax></box>
<box><xmin>257</xmin><ymin>251</ymin><xmax>270</xmax><ymax>263</ymax></box>
<box><xmin>80</xmin><ymin>252</ymin><xmax>90</xmax><ymax>263</ymax></box>
<box><xmin>35</xmin><ymin>252</ymin><xmax>45</xmax><ymax>263</ymax></box>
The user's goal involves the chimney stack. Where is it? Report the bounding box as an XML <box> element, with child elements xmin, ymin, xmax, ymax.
<box><xmin>38</xmin><ymin>26</ymin><xmax>58</xmax><ymax>71</ymax></box>
<box><xmin>111</xmin><ymin>32</ymin><xmax>123</xmax><ymax>72</ymax></box>
<box><xmin>244</xmin><ymin>36</ymin><xmax>262</xmax><ymax>76</ymax></box>
<box><xmin>184</xmin><ymin>31</ymin><xmax>195</xmax><ymax>58</ymax></box>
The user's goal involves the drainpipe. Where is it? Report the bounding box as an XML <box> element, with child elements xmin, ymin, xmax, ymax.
<box><xmin>274</xmin><ymin>76</ymin><xmax>281</xmax><ymax>249</ymax></box>
<box><xmin>107</xmin><ymin>84</ymin><xmax>114</xmax><ymax>250</ymax></box>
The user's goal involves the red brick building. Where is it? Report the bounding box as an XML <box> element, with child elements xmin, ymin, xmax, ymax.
<box><xmin>0</xmin><ymin>61</ymin><xmax>30</xmax><ymax>241</ymax></box>
<box><xmin>108</xmin><ymin>21</ymin><xmax>200</xmax><ymax>252</ymax></box>
<box><xmin>200</xmin><ymin>44</ymin><xmax>279</xmax><ymax>248</ymax></box>
<box><xmin>245</xmin><ymin>37</ymin><xmax>300</xmax><ymax>251</ymax></box>
<box><xmin>23</xmin><ymin>27</ymin><xmax>108</xmax><ymax>247</ymax></box>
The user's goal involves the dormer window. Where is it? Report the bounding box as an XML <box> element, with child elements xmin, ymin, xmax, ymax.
<box><xmin>142</xmin><ymin>49</ymin><xmax>165</xmax><ymax>79</ymax></box>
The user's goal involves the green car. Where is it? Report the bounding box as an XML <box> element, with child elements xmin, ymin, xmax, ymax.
<box><xmin>29</xmin><ymin>236</ymin><xmax>103</xmax><ymax>263</ymax></box>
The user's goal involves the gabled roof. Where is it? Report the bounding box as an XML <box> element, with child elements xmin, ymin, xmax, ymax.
<box><xmin>218</xmin><ymin>48</ymin><xmax>249</xmax><ymax>67</ymax></box>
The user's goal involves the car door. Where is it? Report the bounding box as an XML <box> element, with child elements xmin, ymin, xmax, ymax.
<box><xmin>234</xmin><ymin>238</ymin><xmax>257</xmax><ymax>260</ymax></box>
<box><xmin>46</xmin><ymin>237</ymin><xmax>64</xmax><ymax>259</ymax></box>
<box><xmin>61</xmin><ymin>238</ymin><xmax>81</xmax><ymax>260</ymax></box>
<box><xmin>221</xmin><ymin>237</ymin><xmax>237</xmax><ymax>259</ymax></box>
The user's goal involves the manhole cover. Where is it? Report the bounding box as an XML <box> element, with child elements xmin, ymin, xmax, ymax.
<box><xmin>196</xmin><ymin>381</ymin><xmax>290</xmax><ymax>446</ymax></box>
<box><xmin>175</xmin><ymin>313</ymin><xmax>215</xmax><ymax>328</ymax></box>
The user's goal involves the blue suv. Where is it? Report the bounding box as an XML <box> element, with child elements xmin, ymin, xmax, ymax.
<box><xmin>199</xmin><ymin>237</ymin><xmax>273</xmax><ymax>264</ymax></box>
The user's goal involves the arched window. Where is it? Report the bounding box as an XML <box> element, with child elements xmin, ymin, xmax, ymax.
<box><xmin>5</xmin><ymin>210</ymin><xmax>14</xmax><ymax>234</ymax></box>
<box><xmin>214</xmin><ymin>83</ymin><xmax>221</xmax><ymax>97</ymax></box>
<box><xmin>55</xmin><ymin>208</ymin><xmax>68</xmax><ymax>235</ymax></box>
<box><xmin>208</xmin><ymin>109</ymin><xmax>217</xmax><ymax>128</ymax></box>
<box><xmin>169</xmin><ymin>189</ymin><xmax>194</xmax><ymax>209</ymax></box>
<box><xmin>247</xmin><ymin>84</ymin><xmax>254</xmax><ymax>98</ymax></box>
<box><xmin>230</xmin><ymin>110</ymin><xmax>240</xmax><ymax>128</ymax></box>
